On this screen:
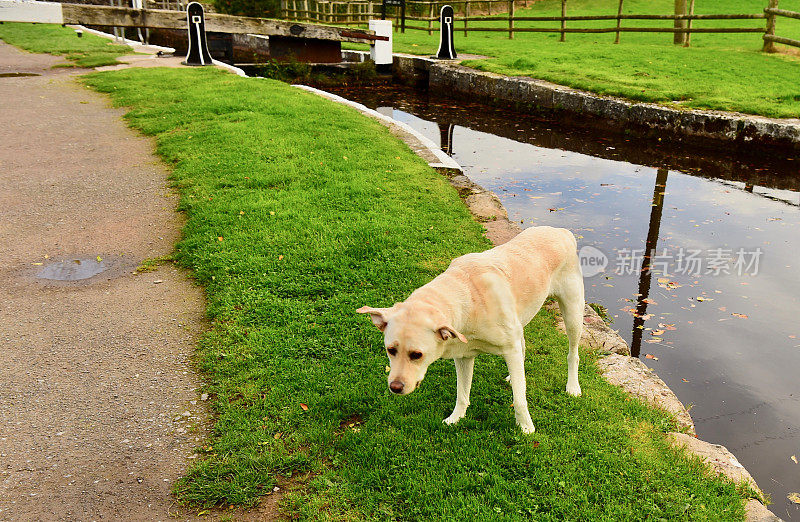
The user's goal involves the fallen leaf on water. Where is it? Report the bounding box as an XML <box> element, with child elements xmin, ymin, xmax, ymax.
<box><xmin>659</xmin><ymin>323</ymin><xmax>676</xmax><ymax>330</ymax></box>
<box><xmin>644</xmin><ymin>353</ymin><xmax>659</xmax><ymax>360</ymax></box>
<box><xmin>788</xmin><ymin>492</ymin><xmax>800</xmax><ymax>504</ymax></box>
<box><xmin>643</xmin><ymin>298</ymin><xmax>657</xmax><ymax>305</ymax></box>
<box><xmin>696</xmin><ymin>296</ymin><xmax>713</xmax><ymax>302</ymax></box>
<box><xmin>682</xmin><ymin>378</ymin><xmax>689</xmax><ymax>383</ymax></box>
<box><xmin>300</xmin><ymin>403</ymin><xmax>309</xmax><ymax>411</ymax></box>
<box><xmin>651</xmin><ymin>330</ymin><xmax>665</xmax><ymax>336</ymax></box>
<box><xmin>718</xmin><ymin>307</ymin><xmax>727</xmax><ymax>312</ymax></box>
<box><xmin>645</xmin><ymin>339</ymin><xmax>661</xmax><ymax>344</ymax></box>
<box><xmin>657</xmin><ymin>278</ymin><xmax>670</xmax><ymax>284</ymax></box>
<box><xmin>731</xmin><ymin>313</ymin><xmax>749</xmax><ymax>319</ymax></box>
<box><xmin>791</xmin><ymin>455</ymin><xmax>798</xmax><ymax>464</ymax></box>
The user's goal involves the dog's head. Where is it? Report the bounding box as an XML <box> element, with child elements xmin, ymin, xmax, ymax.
<box><xmin>357</xmin><ymin>303</ymin><xmax>467</xmax><ymax>395</ymax></box>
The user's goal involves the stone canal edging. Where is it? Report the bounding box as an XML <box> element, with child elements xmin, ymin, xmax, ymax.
<box><xmin>389</xmin><ymin>53</ymin><xmax>800</xmax><ymax>151</ymax></box>
<box><xmin>298</xmin><ymin>81</ymin><xmax>781</xmax><ymax>522</ymax></box>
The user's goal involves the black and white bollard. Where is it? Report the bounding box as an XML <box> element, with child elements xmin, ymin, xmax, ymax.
<box><xmin>184</xmin><ymin>2</ymin><xmax>213</xmax><ymax>66</ymax></box>
<box><xmin>436</xmin><ymin>5</ymin><xmax>456</xmax><ymax>60</ymax></box>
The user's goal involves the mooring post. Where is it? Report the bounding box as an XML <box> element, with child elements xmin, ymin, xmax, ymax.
<box><xmin>184</xmin><ymin>2</ymin><xmax>213</xmax><ymax>66</ymax></box>
<box><xmin>436</xmin><ymin>5</ymin><xmax>456</xmax><ymax>59</ymax></box>
<box><xmin>369</xmin><ymin>18</ymin><xmax>393</xmax><ymax>72</ymax></box>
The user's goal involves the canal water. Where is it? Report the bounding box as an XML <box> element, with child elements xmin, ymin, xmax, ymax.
<box><xmin>326</xmin><ymin>84</ymin><xmax>800</xmax><ymax>519</ymax></box>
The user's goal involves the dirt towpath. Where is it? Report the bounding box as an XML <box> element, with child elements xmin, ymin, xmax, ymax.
<box><xmin>0</xmin><ymin>41</ymin><xmax>209</xmax><ymax>520</ymax></box>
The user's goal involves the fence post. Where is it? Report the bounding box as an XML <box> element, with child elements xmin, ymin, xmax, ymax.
<box><xmin>614</xmin><ymin>0</ymin><xmax>623</xmax><ymax>43</ymax></box>
<box><xmin>464</xmin><ymin>0</ymin><xmax>469</xmax><ymax>36</ymax></box>
<box><xmin>508</xmin><ymin>0</ymin><xmax>514</xmax><ymax>39</ymax></box>
<box><xmin>684</xmin><ymin>0</ymin><xmax>694</xmax><ymax>47</ymax></box>
<box><xmin>763</xmin><ymin>0</ymin><xmax>779</xmax><ymax>52</ymax></box>
<box><xmin>560</xmin><ymin>0</ymin><xmax>566</xmax><ymax>42</ymax></box>
<box><xmin>428</xmin><ymin>2</ymin><xmax>434</xmax><ymax>35</ymax></box>
<box><xmin>673</xmin><ymin>0</ymin><xmax>687</xmax><ymax>45</ymax></box>
<box><xmin>280</xmin><ymin>0</ymin><xmax>287</xmax><ymax>18</ymax></box>
<box><xmin>488</xmin><ymin>0</ymin><xmax>492</xmax><ymax>16</ymax></box>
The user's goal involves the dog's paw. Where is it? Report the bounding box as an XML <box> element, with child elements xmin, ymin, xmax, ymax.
<box><xmin>443</xmin><ymin>413</ymin><xmax>464</xmax><ymax>426</ymax></box>
<box><xmin>566</xmin><ymin>382</ymin><xmax>582</xmax><ymax>397</ymax></box>
<box><xmin>519</xmin><ymin>423</ymin><xmax>536</xmax><ymax>435</ymax></box>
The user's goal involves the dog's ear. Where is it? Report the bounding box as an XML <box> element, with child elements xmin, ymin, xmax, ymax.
<box><xmin>357</xmin><ymin>306</ymin><xmax>390</xmax><ymax>332</ymax></box>
<box><xmin>437</xmin><ymin>326</ymin><xmax>467</xmax><ymax>343</ymax></box>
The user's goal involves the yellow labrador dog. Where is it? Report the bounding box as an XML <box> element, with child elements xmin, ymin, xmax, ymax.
<box><xmin>357</xmin><ymin>226</ymin><xmax>584</xmax><ymax>434</ymax></box>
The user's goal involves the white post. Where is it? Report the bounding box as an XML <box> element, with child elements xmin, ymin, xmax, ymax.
<box><xmin>369</xmin><ymin>19</ymin><xmax>392</xmax><ymax>66</ymax></box>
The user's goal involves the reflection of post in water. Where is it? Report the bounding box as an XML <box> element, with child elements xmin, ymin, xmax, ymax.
<box><xmin>438</xmin><ymin>122</ymin><xmax>455</xmax><ymax>156</ymax></box>
<box><xmin>631</xmin><ymin>168</ymin><xmax>669</xmax><ymax>358</ymax></box>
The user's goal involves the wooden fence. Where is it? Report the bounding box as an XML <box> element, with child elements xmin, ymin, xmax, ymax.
<box><xmin>280</xmin><ymin>0</ymin><xmax>772</xmax><ymax>43</ymax></box>
<box><xmin>763</xmin><ymin>0</ymin><xmax>800</xmax><ymax>50</ymax></box>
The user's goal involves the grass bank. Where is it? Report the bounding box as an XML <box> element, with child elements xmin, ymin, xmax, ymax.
<box><xmin>350</xmin><ymin>0</ymin><xmax>800</xmax><ymax>118</ymax></box>
<box><xmin>0</xmin><ymin>22</ymin><xmax>130</xmax><ymax>67</ymax></box>
<box><xmin>80</xmin><ymin>64</ymin><xmax>753</xmax><ymax>519</ymax></box>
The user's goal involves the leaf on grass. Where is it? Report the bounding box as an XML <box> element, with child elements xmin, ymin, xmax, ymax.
<box><xmin>300</xmin><ymin>403</ymin><xmax>309</xmax><ymax>411</ymax></box>
<box><xmin>278</xmin><ymin>255</ymin><xmax>284</xmax><ymax>261</ymax></box>
<box><xmin>217</xmin><ymin>236</ymin><xmax>224</xmax><ymax>242</ymax></box>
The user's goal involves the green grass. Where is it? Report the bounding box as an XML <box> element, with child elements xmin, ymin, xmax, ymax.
<box><xmin>80</xmin><ymin>65</ymin><xmax>753</xmax><ymax>520</ymax></box>
<box><xmin>0</xmin><ymin>22</ymin><xmax>130</xmax><ymax>67</ymax></box>
<box><xmin>349</xmin><ymin>0</ymin><xmax>800</xmax><ymax>118</ymax></box>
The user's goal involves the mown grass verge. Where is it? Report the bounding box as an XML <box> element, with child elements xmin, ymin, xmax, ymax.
<box><xmin>79</xmin><ymin>65</ymin><xmax>754</xmax><ymax>520</ymax></box>
<box><xmin>348</xmin><ymin>0</ymin><xmax>800</xmax><ymax>118</ymax></box>
<box><xmin>0</xmin><ymin>22</ymin><xmax>130</xmax><ymax>67</ymax></box>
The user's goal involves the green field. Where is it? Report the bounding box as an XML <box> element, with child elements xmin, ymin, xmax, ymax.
<box><xmin>348</xmin><ymin>0</ymin><xmax>800</xmax><ymax>118</ymax></box>
<box><xmin>0</xmin><ymin>22</ymin><xmax>130</xmax><ymax>67</ymax></box>
<box><xmin>82</xmin><ymin>65</ymin><xmax>753</xmax><ymax>519</ymax></box>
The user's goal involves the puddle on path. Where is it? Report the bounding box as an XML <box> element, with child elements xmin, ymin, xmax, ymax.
<box><xmin>327</xmin><ymin>84</ymin><xmax>800</xmax><ymax>519</ymax></box>
<box><xmin>0</xmin><ymin>72</ymin><xmax>41</xmax><ymax>78</ymax></box>
<box><xmin>37</xmin><ymin>258</ymin><xmax>106</xmax><ymax>281</ymax></box>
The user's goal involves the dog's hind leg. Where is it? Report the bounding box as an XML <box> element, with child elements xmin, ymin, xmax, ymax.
<box><xmin>555</xmin><ymin>270</ymin><xmax>585</xmax><ymax>397</ymax></box>
<box><xmin>504</xmin><ymin>337</ymin><xmax>535</xmax><ymax>434</ymax></box>
<box><xmin>444</xmin><ymin>357</ymin><xmax>475</xmax><ymax>425</ymax></box>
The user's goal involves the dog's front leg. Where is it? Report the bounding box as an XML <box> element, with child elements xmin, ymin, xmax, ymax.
<box><xmin>504</xmin><ymin>348</ymin><xmax>535</xmax><ymax>434</ymax></box>
<box><xmin>444</xmin><ymin>357</ymin><xmax>474</xmax><ymax>425</ymax></box>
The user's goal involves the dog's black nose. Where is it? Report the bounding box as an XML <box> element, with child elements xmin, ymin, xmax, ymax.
<box><xmin>389</xmin><ymin>380</ymin><xmax>404</xmax><ymax>394</ymax></box>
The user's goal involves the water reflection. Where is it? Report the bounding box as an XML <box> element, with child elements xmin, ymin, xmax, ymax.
<box><xmin>631</xmin><ymin>169</ymin><xmax>669</xmax><ymax>358</ymax></box>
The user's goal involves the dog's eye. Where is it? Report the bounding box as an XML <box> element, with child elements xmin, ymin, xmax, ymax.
<box><xmin>387</xmin><ymin>347</ymin><xmax>397</xmax><ymax>356</ymax></box>
<box><xmin>409</xmin><ymin>351</ymin><xmax>423</xmax><ymax>360</ymax></box>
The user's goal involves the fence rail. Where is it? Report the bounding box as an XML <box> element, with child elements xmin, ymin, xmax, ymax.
<box><xmin>763</xmin><ymin>0</ymin><xmax>800</xmax><ymax>50</ymax></box>
<box><xmin>280</xmin><ymin>0</ymin><xmax>774</xmax><ymax>42</ymax></box>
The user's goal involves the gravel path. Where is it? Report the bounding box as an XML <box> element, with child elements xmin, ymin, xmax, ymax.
<box><xmin>0</xmin><ymin>41</ymin><xmax>210</xmax><ymax>521</ymax></box>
